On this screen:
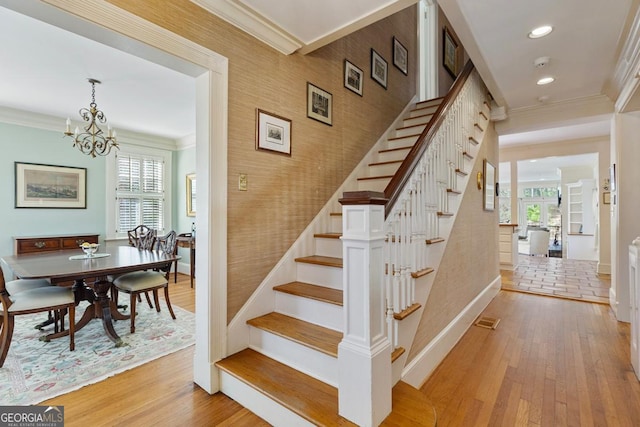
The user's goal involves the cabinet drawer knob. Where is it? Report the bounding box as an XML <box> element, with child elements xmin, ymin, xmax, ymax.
<box><xmin>76</xmin><ymin>239</ymin><xmax>85</xmax><ymax>245</ymax></box>
<box><xmin>34</xmin><ymin>241</ymin><xmax>46</xmax><ymax>249</ymax></box>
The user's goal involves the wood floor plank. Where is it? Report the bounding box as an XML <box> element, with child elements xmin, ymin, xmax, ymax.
<box><xmin>421</xmin><ymin>290</ymin><xmax>640</xmax><ymax>426</ymax></box>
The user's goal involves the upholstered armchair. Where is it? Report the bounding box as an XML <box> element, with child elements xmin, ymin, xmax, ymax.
<box><xmin>529</xmin><ymin>230</ymin><xmax>550</xmax><ymax>257</ymax></box>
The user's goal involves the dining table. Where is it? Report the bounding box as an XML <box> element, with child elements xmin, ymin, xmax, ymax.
<box><xmin>1</xmin><ymin>244</ymin><xmax>180</xmax><ymax>347</ymax></box>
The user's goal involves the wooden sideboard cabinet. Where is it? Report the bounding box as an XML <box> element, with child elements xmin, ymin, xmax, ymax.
<box><xmin>14</xmin><ymin>234</ymin><xmax>99</xmax><ymax>255</ymax></box>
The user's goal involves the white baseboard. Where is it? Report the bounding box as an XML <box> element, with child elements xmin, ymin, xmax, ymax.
<box><xmin>401</xmin><ymin>275</ymin><xmax>501</xmax><ymax>388</ymax></box>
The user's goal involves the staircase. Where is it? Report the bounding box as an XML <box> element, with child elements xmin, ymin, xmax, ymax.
<box><xmin>217</xmin><ymin>65</ymin><xmax>489</xmax><ymax>426</ymax></box>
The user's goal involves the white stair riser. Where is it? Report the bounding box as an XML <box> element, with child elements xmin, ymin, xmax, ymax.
<box><xmin>393</xmin><ymin>125</ymin><xmax>425</xmax><ymax>138</ymax></box>
<box><xmin>377</xmin><ymin>148</ymin><xmax>411</xmax><ymax>163</ymax></box>
<box><xmin>220</xmin><ymin>372</ymin><xmax>314</xmax><ymax>427</ymax></box>
<box><xmin>357</xmin><ymin>178</ymin><xmax>389</xmax><ymax>192</ymax></box>
<box><xmin>249</xmin><ymin>328</ymin><xmax>338</xmax><ymax>387</ymax></box>
<box><xmin>368</xmin><ymin>162</ymin><xmax>401</xmax><ymax>177</ymax></box>
<box><xmin>386</xmin><ymin>135</ymin><xmax>418</xmax><ymax>150</ymax></box>
<box><xmin>329</xmin><ymin>215</ymin><xmax>342</xmax><ymax>233</ymax></box>
<box><xmin>315</xmin><ymin>237</ymin><xmax>342</xmax><ymax>258</ymax></box>
<box><xmin>403</xmin><ymin>114</ymin><xmax>432</xmax><ymax>127</ymax></box>
<box><xmin>296</xmin><ymin>263</ymin><xmax>343</xmax><ymax>289</ymax></box>
<box><xmin>275</xmin><ymin>292</ymin><xmax>343</xmax><ymax>331</ymax></box>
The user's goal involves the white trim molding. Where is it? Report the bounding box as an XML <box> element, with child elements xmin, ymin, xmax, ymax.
<box><xmin>401</xmin><ymin>275</ymin><xmax>501</xmax><ymax>388</ymax></box>
<box><xmin>191</xmin><ymin>0</ymin><xmax>302</xmax><ymax>54</ymax></box>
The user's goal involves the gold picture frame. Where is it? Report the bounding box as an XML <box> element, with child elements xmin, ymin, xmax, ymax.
<box><xmin>186</xmin><ymin>173</ymin><xmax>196</xmax><ymax>217</ymax></box>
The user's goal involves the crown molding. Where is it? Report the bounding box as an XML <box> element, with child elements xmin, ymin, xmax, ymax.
<box><xmin>190</xmin><ymin>0</ymin><xmax>302</xmax><ymax>54</ymax></box>
<box><xmin>0</xmin><ymin>106</ymin><xmax>178</xmax><ymax>151</ymax></box>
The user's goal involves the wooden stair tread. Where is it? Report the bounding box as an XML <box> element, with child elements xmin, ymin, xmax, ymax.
<box><xmin>388</xmin><ymin>133</ymin><xmax>421</xmax><ymax>141</ymax></box>
<box><xmin>394</xmin><ymin>302</ymin><xmax>421</xmax><ymax>320</ymax></box>
<box><xmin>357</xmin><ymin>175</ymin><xmax>394</xmax><ymax>181</ymax></box>
<box><xmin>426</xmin><ymin>237</ymin><xmax>445</xmax><ymax>244</ymax></box>
<box><xmin>295</xmin><ymin>255</ymin><xmax>343</xmax><ymax>268</ymax></box>
<box><xmin>411</xmin><ymin>267</ymin><xmax>435</xmax><ymax>278</ymax></box>
<box><xmin>437</xmin><ymin>212</ymin><xmax>454</xmax><ymax>217</ymax></box>
<box><xmin>379</xmin><ymin>146</ymin><xmax>412</xmax><ymax>153</ymax></box>
<box><xmin>391</xmin><ymin>347</ymin><xmax>405</xmax><ymax>362</ymax></box>
<box><xmin>447</xmin><ymin>188</ymin><xmax>461</xmax><ymax>194</ymax></box>
<box><xmin>314</xmin><ymin>232</ymin><xmax>342</xmax><ymax>239</ymax></box>
<box><xmin>216</xmin><ymin>348</ymin><xmax>356</xmax><ymax>426</ymax></box>
<box><xmin>217</xmin><ymin>349</ymin><xmax>436</xmax><ymax>426</ymax></box>
<box><xmin>274</xmin><ymin>281</ymin><xmax>343</xmax><ymax>306</ymax></box>
<box><xmin>247</xmin><ymin>312</ymin><xmax>341</xmax><ymax>357</ymax></box>
<box><xmin>369</xmin><ymin>160</ymin><xmax>403</xmax><ymax>167</ymax></box>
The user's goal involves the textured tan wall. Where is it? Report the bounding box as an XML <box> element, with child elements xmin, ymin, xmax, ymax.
<box><xmin>106</xmin><ymin>0</ymin><xmax>417</xmax><ymax>321</ymax></box>
<box><xmin>408</xmin><ymin>123</ymin><xmax>500</xmax><ymax>361</ymax></box>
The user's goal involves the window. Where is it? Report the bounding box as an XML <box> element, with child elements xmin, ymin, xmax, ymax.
<box><xmin>106</xmin><ymin>147</ymin><xmax>172</xmax><ymax>239</ymax></box>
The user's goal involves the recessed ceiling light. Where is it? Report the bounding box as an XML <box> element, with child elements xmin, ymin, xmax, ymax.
<box><xmin>529</xmin><ymin>25</ymin><xmax>553</xmax><ymax>39</ymax></box>
<box><xmin>537</xmin><ymin>77</ymin><xmax>555</xmax><ymax>85</ymax></box>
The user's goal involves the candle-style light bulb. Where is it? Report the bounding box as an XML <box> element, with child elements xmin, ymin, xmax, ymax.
<box><xmin>107</xmin><ymin>125</ymin><xmax>112</xmax><ymax>139</ymax></box>
<box><xmin>74</xmin><ymin>126</ymin><xmax>79</xmax><ymax>137</ymax></box>
<box><xmin>65</xmin><ymin>118</ymin><xmax>71</xmax><ymax>133</ymax></box>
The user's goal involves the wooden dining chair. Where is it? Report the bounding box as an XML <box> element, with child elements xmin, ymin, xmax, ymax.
<box><xmin>112</xmin><ymin>231</ymin><xmax>177</xmax><ymax>333</ymax></box>
<box><xmin>0</xmin><ymin>266</ymin><xmax>75</xmax><ymax>367</ymax></box>
<box><xmin>120</xmin><ymin>225</ymin><xmax>158</xmax><ymax>309</ymax></box>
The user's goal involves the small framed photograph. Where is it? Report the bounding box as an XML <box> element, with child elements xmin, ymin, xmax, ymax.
<box><xmin>483</xmin><ymin>159</ymin><xmax>495</xmax><ymax>211</ymax></box>
<box><xmin>393</xmin><ymin>37</ymin><xmax>408</xmax><ymax>75</ymax></box>
<box><xmin>15</xmin><ymin>162</ymin><xmax>86</xmax><ymax>208</ymax></box>
<box><xmin>371</xmin><ymin>48</ymin><xmax>388</xmax><ymax>89</ymax></box>
<box><xmin>307</xmin><ymin>82</ymin><xmax>333</xmax><ymax>126</ymax></box>
<box><xmin>443</xmin><ymin>26</ymin><xmax>459</xmax><ymax>78</ymax></box>
<box><xmin>256</xmin><ymin>109</ymin><xmax>292</xmax><ymax>155</ymax></box>
<box><xmin>344</xmin><ymin>59</ymin><xmax>363</xmax><ymax>96</ymax></box>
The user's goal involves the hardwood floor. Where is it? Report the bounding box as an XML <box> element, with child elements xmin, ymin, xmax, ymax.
<box><xmin>421</xmin><ymin>291</ymin><xmax>640</xmax><ymax>426</ymax></box>
<box><xmin>41</xmin><ymin>274</ymin><xmax>269</xmax><ymax>427</ymax></box>
<box><xmin>42</xmin><ymin>273</ymin><xmax>640</xmax><ymax>426</ymax></box>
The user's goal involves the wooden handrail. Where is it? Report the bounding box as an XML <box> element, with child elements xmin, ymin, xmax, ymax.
<box><xmin>383</xmin><ymin>60</ymin><xmax>475</xmax><ymax>217</ymax></box>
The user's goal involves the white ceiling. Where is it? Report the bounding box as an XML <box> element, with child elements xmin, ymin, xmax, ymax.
<box><xmin>0</xmin><ymin>0</ymin><xmax>633</xmax><ymax>178</ymax></box>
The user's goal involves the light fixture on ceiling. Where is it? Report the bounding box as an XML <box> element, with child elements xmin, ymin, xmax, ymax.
<box><xmin>537</xmin><ymin>76</ymin><xmax>555</xmax><ymax>85</ymax></box>
<box><xmin>528</xmin><ymin>25</ymin><xmax>553</xmax><ymax>39</ymax></box>
<box><xmin>64</xmin><ymin>78</ymin><xmax>119</xmax><ymax>157</ymax></box>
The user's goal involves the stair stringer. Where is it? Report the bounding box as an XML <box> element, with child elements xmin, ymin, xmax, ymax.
<box><xmin>389</xmin><ymin>114</ymin><xmax>492</xmax><ymax>385</ymax></box>
<box><xmin>226</xmin><ymin>96</ymin><xmax>419</xmax><ymax>356</ymax></box>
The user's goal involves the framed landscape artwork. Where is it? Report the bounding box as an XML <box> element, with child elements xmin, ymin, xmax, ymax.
<box><xmin>344</xmin><ymin>59</ymin><xmax>363</xmax><ymax>96</ymax></box>
<box><xmin>371</xmin><ymin>48</ymin><xmax>388</xmax><ymax>89</ymax></box>
<box><xmin>15</xmin><ymin>162</ymin><xmax>86</xmax><ymax>208</ymax></box>
<box><xmin>256</xmin><ymin>109</ymin><xmax>292</xmax><ymax>155</ymax></box>
<box><xmin>307</xmin><ymin>82</ymin><xmax>333</xmax><ymax>126</ymax></box>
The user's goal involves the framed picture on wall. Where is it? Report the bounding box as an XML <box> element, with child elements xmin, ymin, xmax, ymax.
<box><xmin>443</xmin><ymin>26</ymin><xmax>459</xmax><ymax>78</ymax></box>
<box><xmin>483</xmin><ymin>159</ymin><xmax>495</xmax><ymax>211</ymax></box>
<box><xmin>15</xmin><ymin>162</ymin><xmax>87</xmax><ymax>208</ymax></box>
<box><xmin>393</xmin><ymin>36</ymin><xmax>408</xmax><ymax>75</ymax></box>
<box><xmin>186</xmin><ymin>173</ymin><xmax>196</xmax><ymax>216</ymax></box>
<box><xmin>307</xmin><ymin>82</ymin><xmax>333</xmax><ymax>126</ymax></box>
<box><xmin>344</xmin><ymin>59</ymin><xmax>363</xmax><ymax>96</ymax></box>
<box><xmin>256</xmin><ymin>109</ymin><xmax>292</xmax><ymax>155</ymax></box>
<box><xmin>371</xmin><ymin>48</ymin><xmax>388</xmax><ymax>89</ymax></box>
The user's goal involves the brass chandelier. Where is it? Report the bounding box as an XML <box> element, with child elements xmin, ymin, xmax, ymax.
<box><xmin>64</xmin><ymin>78</ymin><xmax>119</xmax><ymax>157</ymax></box>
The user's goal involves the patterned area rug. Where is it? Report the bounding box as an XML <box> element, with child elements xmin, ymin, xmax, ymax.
<box><xmin>0</xmin><ymin>303</ymin><xmax>195</xmax><ymax>405</ymax></box>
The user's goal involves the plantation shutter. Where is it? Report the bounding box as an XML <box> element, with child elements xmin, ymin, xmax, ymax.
<box><xmin>115</xmin><ymin>153</ymin><xmax>164</xmax><ymax>233</ymax></box>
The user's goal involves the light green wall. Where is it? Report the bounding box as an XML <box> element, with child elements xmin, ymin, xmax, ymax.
<box><xmin>0</xmin><ymin>122</ymin><xmax>107</xmax><ymax>258</ymax></box>
<box><xmin>0</xmin><ymin>122</ymin><xmax>196</xmax><ymax>267</ymax></box>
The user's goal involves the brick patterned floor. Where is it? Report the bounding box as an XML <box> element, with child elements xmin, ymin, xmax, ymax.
<box><xmin>501</xmin><ymin>255</ymin><xmax>610</xmax><ymax>304</ymax></box>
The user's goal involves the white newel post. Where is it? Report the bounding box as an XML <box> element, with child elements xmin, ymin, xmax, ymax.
<box><xmin>338</xmin><ymin>191</ymin><xmax>392</xmax><ymax>426</ymax></box>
